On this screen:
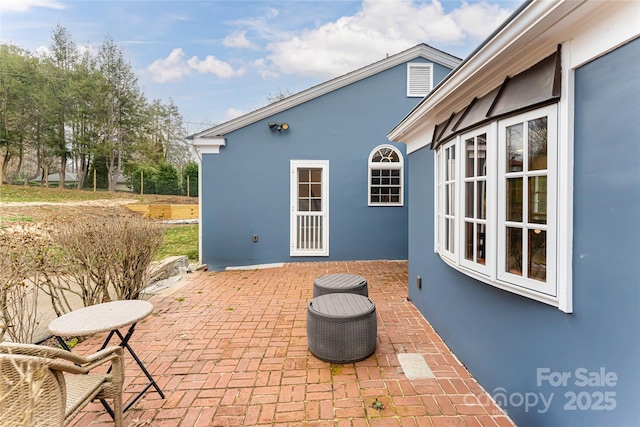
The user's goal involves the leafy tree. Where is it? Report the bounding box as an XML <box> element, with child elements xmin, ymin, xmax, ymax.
<box><xmin>181</xmin><ymin>161</ymin><xmax>198</xmax><ymax>196</ymax></box>
<box><xmin>96</xmin><ymin>36</ymin><xmax>145</xmax><ymax>192</ymax></box>
<box><xmin>130</xmin><ymin>165</ymin><xmax>157</xmax><ymax>194</ymax></box>
<box><xmin>45</xmin><ymin>25</ymin><xmax>78</xmax><ymax>188</ymax></box>
<box><xmin>155</xmin><ymin>163</ymin><xmax>179</xmax><ymax>195</ymax></box>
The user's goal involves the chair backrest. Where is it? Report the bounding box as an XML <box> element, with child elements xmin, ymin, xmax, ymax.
<box><xmin>0</xmin><ymin>354</ymin><xmax>66</xmax><ymax>427</ymax></box>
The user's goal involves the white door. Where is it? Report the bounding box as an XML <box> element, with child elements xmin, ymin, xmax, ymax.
<box><xmin>290</xmin><ymin>160</ymin><xmax>329</xmax><ymax>256</ymax></box>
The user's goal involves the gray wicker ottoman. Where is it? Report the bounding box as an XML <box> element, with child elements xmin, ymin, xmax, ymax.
<box><xmin>313</xmin><ymin>273</ymin><xmax>368</xmax><ymax>297</ymax></box>
<box><xmin>307</xmin><ymin>293</ymin><xmax>377</xmax><ymax>363</ymax></box>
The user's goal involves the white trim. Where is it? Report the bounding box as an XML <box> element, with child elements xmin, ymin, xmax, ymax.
<box><xmin>497</xmin><ymin>106</ymin><xmax>557</xmax><ymax>297</ymax></box>
<box><xmin>367</xmin><ymin>144</ymin><xmax>404</xmax><ymax>207</ymax></box>
<box><xmin>192</xmin><ymin>141</ymin><xmax>205</xmax><ymax>265</ymax></box>
<box><xmin>458</xmin><ymin>125</ymin><xmax>493</xmax><ymax>277</ymax></box>
<box><xmin>567</xmin><ymin>2</ymin><xmax>640</xmax><ymax>69</ymax></box>
<box><xmin>226</xmin><ymin>263</ymin><xmax>284</xmax><ymax>271</ymax></box>
<box><xmin>191</xmin><ymin>45</ymin><xmax>461</xmax><ymax>139</ymax></box>
<box><xmin>388</xmin><ymin>0</ymin><xmax>639</xmax><ymax>152</ymax></box>
<box><xmin>290</xmin><ymin>160</ymin><xmax>330</xmax><ymax>257</ymax></box>
<box><xmin>192</xmin><ymin>136</ymin><xmax>225</xmax><ymax>154</ymax></box>
<box><xmin>555</xmin><ymin>41</ymin><xmax>576</xmax><ymax>313</ymax></box>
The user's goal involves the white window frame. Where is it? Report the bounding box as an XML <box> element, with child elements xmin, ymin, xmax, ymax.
<box><xmin>435</xmin><ymin>104</ymin><xmax>569</xmax><ymax>311</ymax></box>
<box><xmin>459</xmin><ymin>125</ymin><xmax>494</xmax><ymax>277</ymax></box>
<box><xmin>407</xmin><ymin>63</ymin><xmax>433</xmax><ymax>97</ymax></box>
<box><xmin>368</xmin><ymin>144</ymin><xmax>404</xmax><ymax>206</ymax></box>
<box><xmin>290</xmin><ymin>160</ymin><xmax>329</xmax><ymax>257</ymax></box>
<box><xmin>497</xmin><ymin>106</ymin><xmax>557</xmax><ymax>297</ymax></box>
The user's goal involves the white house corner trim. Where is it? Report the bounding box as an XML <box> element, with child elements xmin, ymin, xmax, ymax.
<box><xmin>192</xmin><ymin>137</ymin><xmax>226</xmax><ymax>155</ymax></box>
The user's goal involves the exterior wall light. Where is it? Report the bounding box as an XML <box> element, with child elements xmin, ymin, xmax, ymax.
<box><xmin>268</xmin><ymin>122</ymin><xmax>289</xmax><ymax>131</ymax></box>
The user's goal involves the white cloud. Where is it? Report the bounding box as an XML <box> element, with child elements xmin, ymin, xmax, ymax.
<box><xmin>223</xmin><ymin>31</ymin><xmax>257</xmax><ymax>49</ymax></box>
<box><xmin>187</xmin><ymin>55</ymin><xmax>245</xmax><ymax>78</ymax></box>
<box><xmin>147</xmin><ymin>48</ymin><xmax>245</xmax><ymax>82</ymax></box>
<box><xmin>225</xmin><ymin>108</ymin><xmax>245</xmax><ymax>120</ymax></box>
<box><xmin>148</xmin><ymin>48</ymin><xmax>192</xmax><ymax>83</ymax></box>
<box><xmin>264</xmin><ymin>0</ymin><xmax>513</xmax><ymax>78</ymax></box>
<box><xmin>0</xmin><ymin>0</ymin><xmax>64</xmax><ymax>12</ymax></box>
<box><xmin>450</xmin><ymin>1</ymin><xmax>511</xmax><ymax>39</ymax></box>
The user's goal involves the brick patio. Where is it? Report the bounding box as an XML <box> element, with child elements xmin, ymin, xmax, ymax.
<box><xmin>68</xmin><ymin>260</ymin><xmax>514</xmax><ymax>427</ymax></box>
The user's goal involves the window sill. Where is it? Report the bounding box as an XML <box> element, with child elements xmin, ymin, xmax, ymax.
<box><xmin>438</xmin><ymin>253</ymin><xmax>570</xmax><ymax>313</ymax></box>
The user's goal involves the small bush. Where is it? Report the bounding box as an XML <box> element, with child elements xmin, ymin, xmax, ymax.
<box><xmin>0</xmin><ymin>226</ymin><xmax>52</xmax><ymax>343</ymax></box>
<box><xmin>155</xmin><ymin>163</ymin><xmax>180</xmax><ymax>195</ymax></box>
<box><xmin>51</xmin><ymin>216</ymin><xmax>166</xmax><ymax>307</ymax></box>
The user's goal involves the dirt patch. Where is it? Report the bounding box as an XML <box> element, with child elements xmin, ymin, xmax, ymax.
<box><xmin>0</xmin><ymin>195</ymin><xmax>197</xmax><ymax>225</ymax></box>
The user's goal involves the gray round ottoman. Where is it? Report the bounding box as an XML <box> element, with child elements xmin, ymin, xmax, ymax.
<box><xmin>307</xmin><ymin>293</ymin><xmax>377</xmax><ymax>363</ymax></box>
<box><xmin>313</xmin><ymin>273</ymin><xmax>368</xmax><ymax>297</ymax></box>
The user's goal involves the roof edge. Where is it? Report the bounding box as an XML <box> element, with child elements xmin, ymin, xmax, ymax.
<box><xmin>190</xmin><ymin>44</ymin><xmax>462</xmax><ymax>139</ymax></box>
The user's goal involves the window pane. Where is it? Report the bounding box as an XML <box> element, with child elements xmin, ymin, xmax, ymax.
<box><xmin>465</xmin><ymin>222</ymin><xmax>474</xmax><ymax>261</ymax></box>
<box><xmin>310</xmin><ymin>168</ymin><xmax>322</xmax><ymax>182</ymax></box>
<box><xmin>528</xmin><ymin>229</ymin><xmax>546</xmax><ymax>282</ymax></box>
<box><xmin>372</xmin><ymin>147</ymin><xmax>400</xmax><ymax>163</ymax></box>
<box><xmin>391</xmin><ymin>195</ymin><xmax>400</xmax><ymax>203</ymax></box>
<box><xmin>445</xmin><ymin>184</ymin><xmax>451</xmax><ymax>215</ymax></box>
<box><xmin>528</xmin><ymin>117</ymin><xmax>547</xmax><ymax>170</ymax></box>
<box><xmin>391</xmin><ymin>177</ymin><xmax>400</xmax><ymax>185</ymax></box>
<box><xmin>391</xmin><ymin>169</ymin><xmax>400</xmax><ymax>177</ymax></box>
<box><xmin>465</xmin><ymin>182</ymin><xmax>474</xmax><ymax>218</ymax></box>
<box><xmin>477</xmin><ymin>134</ymin><xmax>487</xmax><ymax>177</ymax></box>
<box><xmin>465</xmin><ymin>138</ymin><xmax>474</xmax><ymax>177</ymax></box>
<box><xmin>298</xmin><ymin>199</ymin><xmax>309</xmax><ymax>211</ymax></box>
<box><xmin>506</xmin><ymin>227</ymin><xmax>523</xmax><ymax>276</ymax></box>
<box><xmin>298</xmin><ymin>168</ymin><xmax>310</xmax><ymax>183</ymax></box>
<box><xmin>506</xmin><ymin>178</ymin><xmax>523</xmax><ymax>222</ymax></box>
<box><xmin>310</xmin><ymin>184</ymin><xmax>321</xmax><ymax>197</ymax></box>
<box><xmin>311</xmin><ymin>199</ymin><xmax>322</xmax><ymax>212</ymax></box>
<box><xmin>506</xmin><ymin>123</ymin><xmax>523</xmax><ymax>172</ymax></box>
<box><xmin>477</xmin><ymin>223</ymin><xmax>486</xmax><ymax>265</ymax></box>
<box><xmin>446</xmin><ymin>218</ymin><xmax>455</xmax><ymax>252</ymax></box>
<box><xmin>298</xmin><ymin>184</ymin><xmax>309</xmax><ymax>197</ymax></box>
<box><xmin>449</xmin><ymin>219</ymin><xmax>455</xmax><ymax>252</ymax></box>
<box><xmin>449</xmin><ymin>185</ymin><xmax>455</xmax><ymax>215</ymax></box>
<box><xmin>528</xmin><ymin>176</ymin><xmax>547</xmax><ymax>224</ymax></box>
<box><xmin>477</xmin><ymin>180</ymin><xmax>487</xmax><ymax>220</ymax></box>
<box><xmin>446</xmin><ymin>146</ymin><xmax>455</xmax><ymax>180</ymax></box>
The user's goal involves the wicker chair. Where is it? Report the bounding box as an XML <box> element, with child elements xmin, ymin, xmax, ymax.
<box><xmin>0</xmin><ymin>342</ymin><xmax>124</xmax><ymax>427</ymax></box>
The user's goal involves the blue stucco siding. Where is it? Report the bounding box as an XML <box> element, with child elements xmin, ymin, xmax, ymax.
<box><xmin>201</xmin><ymin>58</ymin><xmax>453</xmax><ymax>270</ymax></box>
<box><xmin>406</xmin><ymin>38</ymin><xmax>639</xmax><ymax>427</ymax></box>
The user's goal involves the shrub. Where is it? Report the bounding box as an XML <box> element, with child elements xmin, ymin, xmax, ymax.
<box><xmin>130</xmin><ymin>166</ymin><xmax>158</xmax><ymax>194</ymax></box>
<box><xmin>155</xmin><ymin>163</ymin><xmax>180</xmax><ymax>195</ymax></box>
<box><xmin>0</xmin><ymin>226</ymin><xmax>52</xmax><ymax>343</ymax></box>
<box><xmin>50</xmin><ymin>216</ymin><xmax>166</xmax><ymax>308</ymax></box>
<box><xmin>181</xmin><ymin>161</ymin><xmax>198</xmax><ymax>197</ymax></box>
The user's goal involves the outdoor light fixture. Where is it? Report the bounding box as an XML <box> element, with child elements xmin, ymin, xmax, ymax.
<box><xmin>268</xmin><ymin>122</ymin><xmax>289</xmax><ymax>132</ymax></box>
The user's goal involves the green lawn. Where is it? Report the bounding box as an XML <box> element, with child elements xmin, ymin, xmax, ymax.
<box><xmin>1</xmin><ymin>184</ymin><xmax>199</xmax><ymax>262</ymax></box>
<box><xmin>156</xmin><ymin>224</ymin><xmax>199</xmax><ymax>262</ymax></box>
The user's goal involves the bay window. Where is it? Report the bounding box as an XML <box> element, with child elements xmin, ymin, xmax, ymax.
<box><xmin>436</xmin><ymin>105</ymin><xmax>559</xmax><ymax>305</ymax></box>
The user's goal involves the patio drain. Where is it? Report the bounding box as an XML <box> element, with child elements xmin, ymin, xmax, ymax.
<box><xmin>398</xmin><ymin>353</ymin><xmax>435</xmax><ymax>379</ymax></box>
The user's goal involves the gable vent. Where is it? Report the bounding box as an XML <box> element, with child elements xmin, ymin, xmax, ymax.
<box><xmin>407</xmin><ymin>63</ymin><xmax>433</xmax><ymax>97</ymax></box>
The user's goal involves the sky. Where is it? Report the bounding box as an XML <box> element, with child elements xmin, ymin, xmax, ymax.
<box><xmin>0</xmin><ymin>0</ymin><xmax>523</xmax><ymax>135</ymax></box>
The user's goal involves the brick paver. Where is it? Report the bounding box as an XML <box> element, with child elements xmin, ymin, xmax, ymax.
<box><xmin>68</xmin><ymin>261</ymin><xmax>514</xmax><ymax>426</ymax></box>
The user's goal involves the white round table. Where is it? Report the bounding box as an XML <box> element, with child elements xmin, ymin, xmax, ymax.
<box><xmin>48</xmin><ymin>300</ymin><xmax>153</xmax><ymax>337</ymax></box>
<box><xmin>48</xmin><ymin>300</ymin><xmax>163</xmax><ymax>413</ymax></box>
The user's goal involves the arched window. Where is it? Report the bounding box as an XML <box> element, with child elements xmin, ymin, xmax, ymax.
<box><xmin>368</xmin><ymin>145</ymin><xmax>404</xmax><ymax>206</ymax></box>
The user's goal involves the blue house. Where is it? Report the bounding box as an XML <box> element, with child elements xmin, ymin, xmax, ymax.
<box><xmin>191</xmin><ymin>44</ymin><xmax>460</xmax><ymax>270</ymax></box>
<box><xmin>388</xmin><ymin>1</ymin><xmax>639</xmax><ymax>426</ymax></box>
